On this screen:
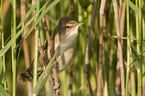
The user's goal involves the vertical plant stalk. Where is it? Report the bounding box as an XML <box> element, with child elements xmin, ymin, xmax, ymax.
<box><xmin>136</xmin><ymin>0</ymin><xmax>142</xmax><ymax>96</ymax></box>
<box><xmin>126</xmin><ymin>0</ymin><xmax>130</xmax><ymax>95</ymax></box>
<box><xmin>1</xmin><ymin>0</ymin><xmax>8</xmax><ymax>91</ymax></box>
<box><xmin>115</xmin><ymin>2</ymin><xmax>125</xmax><ymax>96</ymax></box>
<box><xmin>130</xmin><ymin>15</ymin><xmax>136</xmax><ymax>96</ymax></box>
<box><xmin>33</xmin><ymin>0</ymin><xmax>40</xmax><ymax>95</ymax></box>
<box><xmin>131</xmin><ymin>71</ymin><xmax>136</xmax><ymax>96</ymax></box>
<box><xmin>115</xmin><ymin>63</ymin><xmax>121</xmax><ymax>95</ymax></box>
<box><xmin>44</xmin><ymin>15</ymin><xmax>52</xmax><ymax>58</ymax></box>
<box><xmin>21</xmin><ymin>0</ymin><xmax>32</xmax><ymax>96</ymax></box>
<box><xmin>112</xmin><ymin>0</ymin><xmax>125</xmax><ymax>95</ymax></box>
<box><xmin>45</xmin><ymin>16</ymin><xmax>60</xmax><ymax>96</ymax></box>
<box><xmin>103</xmin><ymin>5</ymin><xmax>109</xmax><ymax>96</ymax></box>
<box><xmin>139</xmin><ymin>0</ymin><xmax>143</xmax><ymax>63</ymax></box>
<box><xmin>21</xmin><ymin>0</ymin><xmax>31</xmax><ymax>70</ymax></box>
<box><xmin>137</xmin><ymin>69</ymin><xmax>141</xmax><ymax>96</ymax></box>
<box><xmin>68</xmin><ymin>62</ymin><xmax>73</xmax><ymax>96</ymax></box>
<box><xmin>106</xmin><ymin>0</ymin><xmax>111</xmax><ymax>84</ymax></box>
<box><xmin>12</xmin><ymin>0</ymin><xmax>17</xmax><ymax>95</ymax></box>
<box><xmin>139</xmin><ymin>1</ymin><xmax>143</xmax><ymax>96</ymax></box>
<box><xmin>3</xmin><ymin>0</ymin><xmax>10</xmax><ymax>21</ymax></box>
<box><xmin>106</xmin><ymin>0</ymin><xmax>113</xmax><ymax>95</ymax></box>
<box><xmin>30</xmin><ymin>0</ymin><xmax>36</xmax><ymax>64</ymax></box>
<box><xmin>52</xmin><ymin>67</ymin><xmax>60</xmax><ymax>96</ymax></box>
<box><xmin>42</xmin><ymin>15</ymin><xmax>56</xmax><ymax>95</ymax></box>
<box><xmin>120</xmin><ymin>3</ymin><xmax>125</xmax><ymax>42</ymax></box>
<box><xmin>143</xmin><ymin>9</ymin><xmax>145</xmax><ymax>96</ymax></box>
<box><xmin>69</xmin><ymin>0</ymin><xmax>75</xmax><ymax>19</ymax></box>
<box><xmin>144</xmin><ymin>82</ymin><xmax>145</xmax><ymax>96</ymax></box>
<box><xmin>97</xmin><ymin>0</ymin><xmax>106</xmax><ymax>96</ymax></box>
<box><xmin>105</xmin><ymin>0</ymin><xmax>111</xmax><ymax>95</ymax></box>
<box><xmin>84</xmin><ymin>0</ymin><xmax>98</xmax><ymax>96</ymax></box>
<box><xmin>44</xmin><ymin>15</ymin><xmax>51</xmax><ymax>52</ymax></box>
<box><xmin>119</xmin><ymin>0</ymin><xmax>122</xmax><ymax>20</ymax></box>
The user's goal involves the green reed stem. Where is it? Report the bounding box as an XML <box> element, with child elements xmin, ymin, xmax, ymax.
<box><xmin>1</xmin><ymin>0</ymin><xmax>7</xmax><ymax>91</ymax></box>
<box><xmin>11</xmin><ymin>0</ymin><xmax>17</xmax><ymax>95</ymax></box>
<box><xmin>136</xmin><ymin>0</ymin><xmax>142</xmax><ymax>96</ymax></box>
<box><xmin>33</xmin><ymin>0</ymin><xmax>40</xmax><ymax>96</ymax></box>
<box><xmin>143</xmin><ymin>1</ymin><xmax>145</xmax><ymax>88</ymax></box>
<box><xmin>126</xmin><ymin>0</ymin><xmax>130</xmax><ymax>95</ymax></box>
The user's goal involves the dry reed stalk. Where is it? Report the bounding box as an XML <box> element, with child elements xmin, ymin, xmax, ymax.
<box><xmin>112</xmin><ymin>0</ymin><xmax>125</xmax><ymax>95</ymax></box>
<box><xmin>97</xmin><ymin>0</ymin><xmax>106</xmax><ymax>95</ymax></box>
<box><xmin>21</xmin><ymin>0</ymin><xmax>32</xmax><ymax>95</ymax></box>
<box><xmin>84</xmin><ymin>0</ymin><xmax>98</xmax><ymax>96</ymax></box>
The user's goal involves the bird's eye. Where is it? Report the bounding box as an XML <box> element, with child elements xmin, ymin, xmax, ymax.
<box><xmin>65</xmin><ymin>26</ymin><xmax>70</xmax><ymax>28</ymax></box>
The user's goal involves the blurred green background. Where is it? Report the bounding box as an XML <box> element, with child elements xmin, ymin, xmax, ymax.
<box><xmin>0</xmin><ymin>0</ymin><xmax>145</xmax><ymax>96</ymax></box>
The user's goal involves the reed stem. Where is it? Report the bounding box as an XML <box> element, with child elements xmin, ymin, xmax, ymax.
<box><xmin>33</xmin><ymin>0</ymin><xmax>40</xmax><ymax>96</ymax></box>
<box><xmin>11</xmin><ymin>0</ymin><xmax>17</xmax><ymax>95</ymax></box>
<box><xmin>126</xmin><ymin>0</ymin><xmax>130</xmax><ymax>95</ymax></box>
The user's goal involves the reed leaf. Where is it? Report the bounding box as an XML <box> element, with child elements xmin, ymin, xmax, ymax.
<box><xmin>33</xmin><ymin>54</ymin><xmax>56</xmax><ymax>94</ymax></box>
<box><xmin>124</xmin><ymin>0</ymin><xmax>140</xmax><ymax>14</ymax></box>
<box><xmin>0</xmin><ymin>0</ymin><xmax>60</xmax><ymax>57</ymax></box>
<box><xmin>129</xmin><ymin>36</ymin><xmax>141</xmax><ymax>69</ymax></box>
<box><xmin>0</xmin><ymin>84</ymin><xmax>9</xmax><ymax>96</ymax></box>
<box><xmin>9</xmin><ymin>0</ymin><xmax>13</xmax><ymax>6</ymax></box>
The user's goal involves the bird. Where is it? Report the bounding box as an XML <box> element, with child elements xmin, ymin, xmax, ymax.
<box><xmin>53</xmin><ymin>17</ymin><xmax>84</xmax><ymax>71</ymax></box>
<box><xmin>18</xmin><ymin>16</ymin><xmax>84</xmax><ymax>82</ymax></box>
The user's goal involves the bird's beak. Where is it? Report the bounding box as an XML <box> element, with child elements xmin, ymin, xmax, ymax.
<box><xmin>77</xmin><ymin>22</ymin><xmax>85</xmax><ymax>26</ymax></box>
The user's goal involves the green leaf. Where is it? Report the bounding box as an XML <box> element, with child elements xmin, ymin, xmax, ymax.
<box><xmin>33</xmin><ymin>54</ymin><xmax>56</xmax><ymax>94</ymax></box>
<box><xmin>129</xmin><ymin>36</ymin><xmax>141</xmax><ymax>69</ymax></box>
<box><xmin>0</xmin><ymin>57</ymin><xmax>3</xmax><ymax>82</ymax></box>
<box><xmin>140</xmin><ymin>5</ymin><xmax>145</xmax><ymax>19</ymax></box>
<box><xmin>17</xmin><ymin>0</ymin><xmax>49</xmax><ymax>30</ymax></box>
<box><xmin>0</xmin><ymin>84</ymin><xmax>9</xmax><ymax>96</ymax></box>
<box><xmin>130</xmin><ymin>48</ymin><xmax>145</xmax><ymax>67</ymax></box>
<box><xmin>23</xmin><ymin>0</ymin><xmax>60</xmax><ymax>39</ymax></box>
<box><xmin>124</xmin><ymin>0</ymin><xmax>140</xmax><ymax>15</ymax></box>
<box><xmin>0</xmin><ymin>56</ymin><xmax>8</xmax><ymax>91</ymax></box>
<box><xmin>9</xmin><ymin>0</ymin><xmax>14</xmax><ymax>6</ymax></box>
<box><xmin>139</xmin><ymin>49</ymin><xmax>145</xmax><ymax>56</ymax></box>
<box><xmin>0</xmin><ymin>0</ymin><xmax>60</xmax><ymax>57</ymax></box>
<box><xmin>16</xmin><ymin>3</ymin><xmax>36</xmax><ymax>29</ymax></box>
<box><xmin>0</xmin><ymin>3</ymin><xmax>45</xmax><ymax>57</ymax></box>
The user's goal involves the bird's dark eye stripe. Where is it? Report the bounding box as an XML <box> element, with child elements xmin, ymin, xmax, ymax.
<box><xmin>65</xmin><ymin>26</ymin><xmax>70</xmax><ymax>28</ymax></box>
